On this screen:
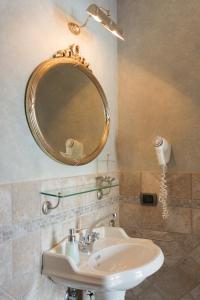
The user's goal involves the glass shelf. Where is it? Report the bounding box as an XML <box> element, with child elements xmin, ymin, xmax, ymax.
<box><xmin>40</xmin><ymin>181</ymin><xmax>119</xmax><ymax>199</ymax></box>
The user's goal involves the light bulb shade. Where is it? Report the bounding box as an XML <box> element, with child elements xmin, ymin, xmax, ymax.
<box><xmin>87</xmin><ymin>4</ymin><xmax>103</xmax><ymax>21</ymax></box>
<box><xmin>111</xmin><ymin>28</ymin><xmax>124</xmax><ymax>40</ymax></box>
<box><xmin>87</xmin><ymin>4</ymin><xmax>124</xmax><ymax>40</ymax></box>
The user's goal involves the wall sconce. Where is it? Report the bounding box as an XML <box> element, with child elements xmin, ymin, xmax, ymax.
<box><xmin>68</xmin><ymin>4</ymin><xmax>124</xmax><ymax>41</ymax></box>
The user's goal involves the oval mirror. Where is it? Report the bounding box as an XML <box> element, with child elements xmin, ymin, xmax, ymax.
<box><xmin>25</xmin><ymin>45</ymin><xmax>110</xmax><ymax>165</ymax></box>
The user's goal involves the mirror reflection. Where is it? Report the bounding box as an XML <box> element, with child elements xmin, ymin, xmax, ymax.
<box><xmin>25</xmin><ymin>47</ymin><xmax>109</xmax><ymax>165</ymax></box>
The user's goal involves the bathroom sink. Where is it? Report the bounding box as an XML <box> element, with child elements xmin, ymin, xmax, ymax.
<box><xmin>42</xmin><ymin>227</ymin><xmax>164</xmax><ymax>299</ymax></box>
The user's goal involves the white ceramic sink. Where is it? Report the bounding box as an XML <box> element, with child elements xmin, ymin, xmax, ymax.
<box><xmin>42</xmin><ymin>227</ymin><xmax>164</xmax><ymax>300</ymax></box>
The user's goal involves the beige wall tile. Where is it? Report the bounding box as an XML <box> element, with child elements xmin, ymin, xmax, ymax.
<box><xmin>3</xmin><ymin>272</ymin><xmax>39</xmax><ymax>300</ymax></box>
<box><xmin>12</xmin><ymin>181</ymin><xmax>40</xmax><ymax>223</ymax></box>
<box><xmin>0</xmin><ymin>242</ymin><xmax>12</xmax><ymax>287</ymax></box>
<box><xmin>192</xmin><ymin>199</ymin><xmax>200</xmax><ymax>209</ymax></box>
<box><xmin>41</xmin><ymin>222</ymin><xmax>74</xmax><ymax>252</ymax></box>
<box><xmin>137</xmin><ymin>285</ymin><xmax>165</xmax><ymax>300</ymax></box>
<box><xmin>192</xmin><ymin>174</ymin><xmax>200</xmax><ymax>200</ymax></box>
<box><xmin>192</xmin><ymin>209</ymin><xmax>200</xmax><ymax>234</ymax></box>
<box><xmin>180</xmin><ymin>294</ymin><xmax>195</xmax><ymax>300</ymax></box>
<box><xmin>131</xmin><ymin>279</ymin><xmax>151</xmax><ymax>297</ymax></box>
<box><xmin>141</xmin><ymin>172</ymin><xmax>160</xmax><ymax>195</ymax></box>
<box><xmin>122</xmin><ymin>226</ymin><xmax>143</xmax><ymax>239</ymax></box>
<box><xmin>12</xmin><ymin>231</ymin><xmax>41</xmax><ymax>275</ymax></box>
<box><xmin>192</xmin><ymin>174</ymin><xmax>200</xmax><ymax>208</ymax></box>
<box><xmin>155</xmin><ymin>258</ymin><xmax>200</xmax><ymax>300</ymax></box>
<box><xmin>164</xmin><ymin>207</ymin><xmax>191</xmax><ymax>234</ymax></box>
<box><xmin>191</xmin><ymin>284</ymin><xmax>200</xmax><ymax>300</ymax></box>
<box><xmin>125</xmin><ymin>289</ymin><xmax>137</xmax><ymax>300</ymax></box>
<box><xmin>0</xmin><ymin>291</ymin><xmax>14</xmax><ymax>300</ymax></box>
<box><xmin>119</xmin><ymin>203</ymin><xmax>143</xmax><ymax>229</ymax></box>
<box><xmin>168</xmin><ymin>174</ymin><xmax>191</xmax><ymax>200</ymax></box>
<box><xmin>82</xmin><ymin>191</ymin><xmax>97</xmax><ymax>207</ymax></box>
<box><xmin>141</xmin><ymin>205</ymin><xmax>165</xmax><ymax>231</ymax></box>
<box><xmin>168</xmin><ymin>173</ymin><xmax>191</xmax><ymax>207</ymax></box>
<box><xmin>146</xmin><ymin>231</ymin><xmax>197</xmax><ymax>268</ymax></box>
<box><xmin>120</xmin><ymin>202</ymin><xmax>163</xmax><ymax>232</ymax></box>
<box><xmin>36</xmin><ymin>275</ymin><xmax>66</xmax><ymax>300</ymax></box>
<box><xmin>120</xmin><ymin>171</ymin><xmax>141</xmax><ymax>200</ymax></box>
<box><xmin>0</xmin><ymin>184</ymin><xmax>12</xmax><ymax>225</ymax></box>
<box><xmin>168</xmin><ymin>197</ymin><xmax>192</xmax><ymax>208</ymax></box>
<box><xmin>120</xmin><ymin>202</ymin><xmax>191</xmax><ymax>234</ymax></box>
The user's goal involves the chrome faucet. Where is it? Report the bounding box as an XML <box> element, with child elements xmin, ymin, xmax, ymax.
<box><xmin>96</xmin><ymin>176</ymin><xmax>115</xmax><ymax>187</ymax></box>
<box><xmin>78</xmin><ymin>212</ymin><xmax>117</xmax><ymax>254</ymax></box>
<box><xmin>78</xmin><ymin>231</ymin><xmax>100</xmax><ymax>254</ymax></box>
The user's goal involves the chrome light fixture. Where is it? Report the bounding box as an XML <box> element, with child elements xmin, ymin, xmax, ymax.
<box><xmin>68</xmin><ymin>4</ymin><xmax>124</xmax><ymax>41</ymax></box>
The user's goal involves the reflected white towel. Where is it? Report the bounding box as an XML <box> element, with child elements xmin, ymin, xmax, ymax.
<box><xmin>60</xmin><ymin>138</ymin><xmax>84</xmax><ymax>159</ymax></box>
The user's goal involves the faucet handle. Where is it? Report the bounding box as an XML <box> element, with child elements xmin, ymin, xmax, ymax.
<box><xmin>75</xmin><ymin>227</ymin><xmax>88</xmax><ymax>238</ymax></box>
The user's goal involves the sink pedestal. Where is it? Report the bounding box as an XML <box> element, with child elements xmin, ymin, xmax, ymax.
<box><xmin>95</xmin><ymin>291</ymin><xmax>125</xmax><ymax>300</ymax></box>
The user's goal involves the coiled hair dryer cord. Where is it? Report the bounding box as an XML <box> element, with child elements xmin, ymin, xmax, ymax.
<box><xmin>159</xmin><ymin>165</ymin><xmax>169</xmax><ymax>219</ymax></box>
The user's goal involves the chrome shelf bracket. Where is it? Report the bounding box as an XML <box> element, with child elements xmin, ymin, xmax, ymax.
<box><xmin>42</xmin><ymin>193</ymin><xmax>62</xmax><ymax>215</ymax></box>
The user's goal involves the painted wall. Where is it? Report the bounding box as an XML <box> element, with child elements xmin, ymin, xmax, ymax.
<box><xmin>0</xmin><ymin>0</ymin><xmax>118</xmax><ymax>184</ymax></box>
<box><xmin>118</xmin><ymin>0</ymin><xmax>200</xmax><ymax>172</ymax></box>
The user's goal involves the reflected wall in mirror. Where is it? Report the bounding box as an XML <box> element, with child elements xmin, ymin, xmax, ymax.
<box><xmin>25</xmin><ymin>45</ymin><xmax>110</xmax><ymax>165</ymax></box>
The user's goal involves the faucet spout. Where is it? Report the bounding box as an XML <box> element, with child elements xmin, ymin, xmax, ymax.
<box><xmin>78</xmin><ymin>212</ymin><xmax>117</xmax><ymax>254</ymax></box>
<box><xmin>88</xmin><ymin>212</ymin><xmax>117</xmax><ymax>235</ymax></box>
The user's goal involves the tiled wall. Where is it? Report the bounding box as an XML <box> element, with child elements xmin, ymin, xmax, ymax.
<box><xmin>120</xmin><ymin>171</ymin><xmax>200</xmax><ymax>300</ymax></box>
<box><xmin>0</xmin><ymin>173</ymin><xmax>119</xmax><ymax>300</ymax></box>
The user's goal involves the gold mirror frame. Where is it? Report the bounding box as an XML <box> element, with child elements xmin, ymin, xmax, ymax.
<box><xmin>25</xmin><ymin>45</ymin><xmax>110</xmax><ymax>166</ymax></box>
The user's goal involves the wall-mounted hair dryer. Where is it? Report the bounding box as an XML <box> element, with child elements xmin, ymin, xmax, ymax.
<box><xmin>154</xmin><ymin>136</ymin><xmax>171</xmax><ymax>166</ymax></box>
<box><xmin>154</xmin><ymin>136</ymin><xmax>171</xmax><ymax>219</ymax></box>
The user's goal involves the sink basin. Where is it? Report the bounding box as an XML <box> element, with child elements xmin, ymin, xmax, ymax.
<box><xmin>42</xmin><ymin>227</ymin><xmax>164</xmax><ymax>300</ymax></box>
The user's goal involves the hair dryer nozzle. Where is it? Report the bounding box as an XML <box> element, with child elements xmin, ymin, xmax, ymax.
<box><xmin>154</xmin><ymin>136</ymin><xmax>171</xmax><ymax>166</ymax></box>
<box><xmin>154</xmin><ymin>136</ymin><xmax>163</xmax><ymax>147</ymax></box>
